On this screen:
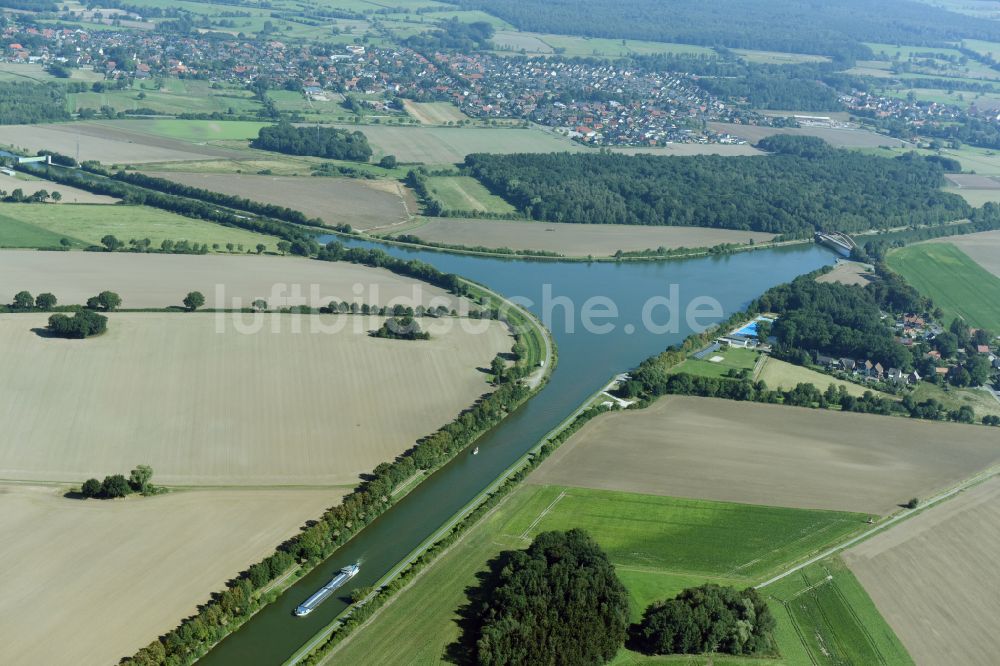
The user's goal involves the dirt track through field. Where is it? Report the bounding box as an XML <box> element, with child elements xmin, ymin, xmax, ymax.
<box><xmin>844</xmin><ymin>477</ymin><xmax>1000</xmax><ymax>665</ymax></box>
<box><xmin>144</xmin><ymin>172</ymin><xmax>412</xmax><ymax>230</ymax></box>
<box><xmin>0</xmin><ymin>313</ymin><xmax>510</xmax><ymax>485</ymax></box>
<box><xmin>0</xmin><ymin>483</ymin><xmax>344</xmax><ymax>666</ymax></box>
<box><xmin>0</xmin><ymin>250</ymin><xmax>464</xmax><ymax>310</ymax></box>
<box><xmin>529</xmin><ymin>396</ymin><xmax>1000</xmax><ymax>514</ymax></box>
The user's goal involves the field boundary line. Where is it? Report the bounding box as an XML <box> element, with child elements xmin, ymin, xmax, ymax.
<box><xmin>757</xmin><ymin>464</ymin><xmax>1000</xmax><ymax>589</ymax></box>
<box><xmin>520</xmin><ymin>490</ymin><xmax>567</xmax><ymax>539</ymax></box>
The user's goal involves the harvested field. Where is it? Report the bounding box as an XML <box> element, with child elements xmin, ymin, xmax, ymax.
<box><xmin>402</xmin><ymin>100</ymin><xmax>470</xmax><ymax>125</ymax></box>
<box><xmin>943</xmin><ymin>187</ymin><xmax>1000</xmax><ymax>207</ymax></box>
<box><xmin>0</xmin><ymin>172</ymin><xmax>117</xmax><ymax>204</ymax></box>
<box><xmin>491</xmin><ymin>29</ymin><xmax>554</xmax><ymax>53</ymax></box>
<box><xmin>0</xmin><ymin>483</ymin><xmax>343</xmax><ymax>666</ymax></box>
<box><xmin>391</xmin><ymin>218</ymin><xmax>774</xmax><ymax>256</ymax></box>
<box><xmin>945</xmin><ymin>173</ymin><xmax>1000</xmax><ymax>189</ymax></box>
<box><xmin>335</xmin><ymin>125</ymin><xmax>579</xmax><ymax>164</ymax></box>
<box><xmin>609</xmin><ymin>143</ymin><xmax>764</xmax><ymax>156</ymax></box>
<box><xmin>529</xmin><ymin>396</ymin><xmax>1000</xmax><ymax>514</ymax></box>
<box><xmin>0</xmin><ymin>122</ymin><xmax>246</xmax><ymax>164</ymax></box>
<box><xmin>844</xmin><ymin>477</ymin><xmax>1000</xmax><ymax>665</ymax></box>
<box><xmin>0</xmin><ymin>250</ymin><xmax>465</xmax><ymax>310</ymax></box>
<box><xmin>143</xmin><ymin>172</ymin><xmax>412</xmax><ymax>230</ymax></box>
<box><xmin>423</xmin><ymin>175</ymin><xmax>517</xmax><ymax>215</ymax></box>
<box><xmin>816</xmin><ymin>260</ymin><xmax>874</xmax><ymax>286</ymax></box>
<box><xmin>0</xmin><ymin>313</ymin><xmax>510</xmax><ymax>485</ymax></box>
<box><xmin>933</xmin><ymin>230</ymin><xmax>1000</xmax><ymax>278</ymax></box>
<box><xmin>709</xmin><ymin>122</ymin><xmax>910</xmax><ymax>148</ymax></box>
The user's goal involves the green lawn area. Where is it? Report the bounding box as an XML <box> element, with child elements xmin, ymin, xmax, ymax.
<box><xmin>910</xmin><ymin>381</ymin><xmax>1000</xmax><ymax>420</ymax></box>
<box><xmin>671</xmin><ymin>347</ymin><xmax>759</xmax><ymax>379</ymax></box>
<box><xmin>765</xmin><ymin>557</ymin><xmax>913</xmax><ymax>666</ymax></box>
<box><xmin>68</xmin><ymin>80</ymin><xmax>262</xmax><ymax>116</ymax></box>
<box><xmin>0</xmin><ymin>213</ymin><xmax>83</xmax><ymax>248</ymax></box>
<box><xmin>533</xmin><ymin>33</ymin><xmax>713</xmax><ymax>58</ymax></box>
<box><xmin>96</xmin><ymin>118</ymin><xmax>269</xmax><ymax>143</ymax></box>
<box><xmin>733</xmin><ymin>49</ymin><xmax>831</xmax><ymax>65</ymax></box>
<box><xmin>425</xmin><ymin>175</ymin><xmax>517</xmax><ymax>214</ymax></box>
<box><xmin>887</xmin><ymin>243</ymin><xmax>1000</xmax><ymax>332</ymax></box>
<box><xmin>329</xmin><ymin>484</ymin><xmax>867</xmax><ymax>665</ymax></box>
<box><xmin>0</xmin><ymin>204</ymin><xmax>279</xmax><ymax>251</ymax></box>
<box><xmin>758</xmin><ymin>357</ymin><xmax>886</xmax><ymax>399</ymax></box>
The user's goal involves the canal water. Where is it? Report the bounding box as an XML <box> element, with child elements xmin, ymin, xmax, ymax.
<box><xmin>199</xmin><ymin>241</ymin><xmax>834</xmax><ymax>665</ymax></box>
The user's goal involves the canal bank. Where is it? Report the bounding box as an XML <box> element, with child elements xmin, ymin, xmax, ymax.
<box><xmin>198</xmin><ymin>241</ymin><xmax>836</xmax><ymax>666</ymax></box>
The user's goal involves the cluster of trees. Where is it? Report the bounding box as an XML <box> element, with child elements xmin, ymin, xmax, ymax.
<box><xmin>467</xmin><ymin>530</ymin><xmax>630</xmax><ymax>666</ymax></box>
<box><xmin>463</xmin><ymin>137</ymin><xmax>968</xmax><ymax>234</ymax></box>
<box><xmin>371</xmin><ymin>315</ymin><xmax>429</xmax><ymax>340</ymax></box>
<box><xmin>123</xmin><ymin>378</ymin><xmax>531</xmax><ymax>665</ymax></box>
<box><xmin>926</xmin><ymin>319</ymin><xmax>996</xmax><ymax>388</ymax></box>
<box><xmin>9</xmin><ymin>290</ymin><xmax>57</xmax><ymax>311</ymax></box>
<box><xmin>0</xmin><ymin>82</ymin><xmax>69</xmax><ymax>125</ymax></box>
<box><xmin>632</xmin><ymin>585</ymin><xmax>775</xmax><ymax>655</ymax></box>
<box><xmin>852</xmin><ymin>203</ymin><xmax>1000</xmax><ymax>263</ymax></box>
<box><xmin>405</xmin><ymin>18</ymin><xmax>495</xmax><ymax>52</ymax></box>
<box><xmin>250</xmin><ymin>122</ymin><xmax>372</xmax><ymax>161</ymax></box>
<box><xmin>318</xmin><ymin>241</ymin><xmax>469</xmax><ymax>296</ymax></box>
<box><xmin>80</xmin><ymin>465</ymin><xmax>156</xmax><ymax>499</ymax></box>
<box><xmin>29</xmin><ymin>164</ymin><xmax>321</xmax><ymax>255</ymax></box>
<box><xmin>0</xmin><ymin>187</ymin><xmax>61</xmax><ymax>203</ymax></box>
<box><xmin>47</xmin><ymin>309</ymin><xmax>108</xmax><ymax>339</ymax></box>
<box><xmin>445</xmin><ymin>0</ymin><xmax>1000</xmax><ymax>61</ymax></box>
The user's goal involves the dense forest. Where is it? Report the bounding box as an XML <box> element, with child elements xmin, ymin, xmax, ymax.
<box><xmin>250</xmin><ymin>122</ymin><xmax>372</xmax><ymax>161</ymax></box>
<box><xmin>466</xmin><ymin>529</ymin><xmax>629</xmax><ymax>666</ymax></box>
<box><xmin>755</xmin><ymin>271</ymin><xmax>922</xmax><ymax>370</ymax></box>
<box><xmin>695</xmin><ymin>62</ymin><xmax>844</xmax><ymax>111</ymax></box>
<box><xmin>464</xmin><ymin>137</ymin><xmax>969</xmax><ymax>234</ymax></box>
<box><xmin>445</xmin><ymin>0</ymin><xmax>1000</xmax><ymax>60</ymax></box>
<box><xmin>0</xmin><ymin>82</ymin><xmax>70</xmax><ymax>125</ymax></box>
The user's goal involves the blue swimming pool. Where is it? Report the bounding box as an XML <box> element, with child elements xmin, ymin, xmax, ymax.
<box><xmin>734</xmin><ymin>316</ymin><xmax>775</xmax><ymax>338</ymax></box>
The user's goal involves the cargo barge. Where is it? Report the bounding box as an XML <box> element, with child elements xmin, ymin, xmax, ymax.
<box><xmin>293</xmin><ymin>563</ymin><xmax>360</xmax><ymax>617</ymax></box>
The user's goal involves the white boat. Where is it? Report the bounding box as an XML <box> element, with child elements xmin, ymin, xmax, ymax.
<box><xmin>472</xmin><ymin>446</ymin><xmax>479</xmax><ymax>455</ymax></box>
<box><xmin>294</xmin><ymin>563</ymin><xmax>361</xmax><ymax>617</ymax></box>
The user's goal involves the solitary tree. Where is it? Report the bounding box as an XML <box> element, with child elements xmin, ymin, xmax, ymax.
<box><xmin>101</xmin><ymin>474</ymin><xmax>132</xmax><ymax>498</ymax></box>
<box><xmin>256</xmin><ymin>243</ymin><xmax>266</xmax><ymax>254</ymax></box>
<box><xmin>101</xmin><ymin>234</ymin><xmax>123</xmax><ymax>252</ymax></box>
<box><xmin>252</xmin><ymin>298</ymin><xmax>267</xmax><ymax>312</ymax></box>
<box><xmin>80</xmin><ymin>478</ymin><xmax>102</xmax><ymax>498</ymax></box>
<box><xmin>12</xmin><ymin>290</ymin><xmax>34</xmax><ymax>310</ymax></box>
<box><xmin>276</xmin><ymin>241</ymin><xmax>291</xmax><ymax>255</ymax></box>
<box><xmin>129</xmin><ymin>464</ymin><xmax>154</xmax><ymax>493</ymax></box>
<box><xmin>97</xmin><ymin>291</ymin><xmax>122</xmax><ymax>311</ymax></box>
<box><xmin>51</xmin><ymin>191</ymin><xmax>62</xmax><ymax>202</ymax></box>
<box><xmin>183</xmin><ymin>291</ymin><xmax>206</xmax><ymax>311</ymax></box>
<box><xmin>490</xmin><ymin>355</ymin><xmax>506</xmax><ymax>384</ymax></box>
<box><xmin>35</xmin><ymin>293</ymin><xmax>57</xmax><ymax>310</ymax></box>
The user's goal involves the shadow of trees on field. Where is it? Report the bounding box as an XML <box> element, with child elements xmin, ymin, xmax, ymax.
<box><xmin>442</xmin><ymin>549</ymin><xmax>515</xmax><ymax>665</ymax></box>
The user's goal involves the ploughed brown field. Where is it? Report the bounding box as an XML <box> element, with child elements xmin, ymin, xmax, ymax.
<box><xmin>143</xmin><ymin>172</ymin><xmax>417</xmax><ymax>230</ymax></box>
<box><xmin>0</xmin><ymin>122</ymin><xmax>245</xmax><ymax>163</ymax></box>
<box><xmin>0</xmin><ymin>250</ymin><xmax>466</xmax><ymax>310</ymax></box>
<box><xmin>0</xmin><ymin>312</ymin><xmax>511</xmax><ymax>485</ymax></box>
<box><xmin>393</xmin><ymin>218</ymin><xmax>774</xmax><ymax>257</ymax></box>
<box><xmin>0</xmin><ymin>483</ymin><xmax>346</xmax><ymax>666</ymax></box>
<box><xmin>529</xmin><ymin>396</ymin><xmax>1000</xmax><ymax>514</ymax></box>
<box><xmin>931</xmin><ymin>230</ymin><xmax>1000</xmax><ymax>278</ymax></box>
<box><xmin>844</xmin><ymin>477</ymin><xmax>1000</xmax><ymax>665</ymax></box>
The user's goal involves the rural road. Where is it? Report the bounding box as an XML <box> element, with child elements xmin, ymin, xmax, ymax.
<box><xmin>757</xmin><ymin>464</ymin><xmax>1000</xmax><ymax>589</ymax></box>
